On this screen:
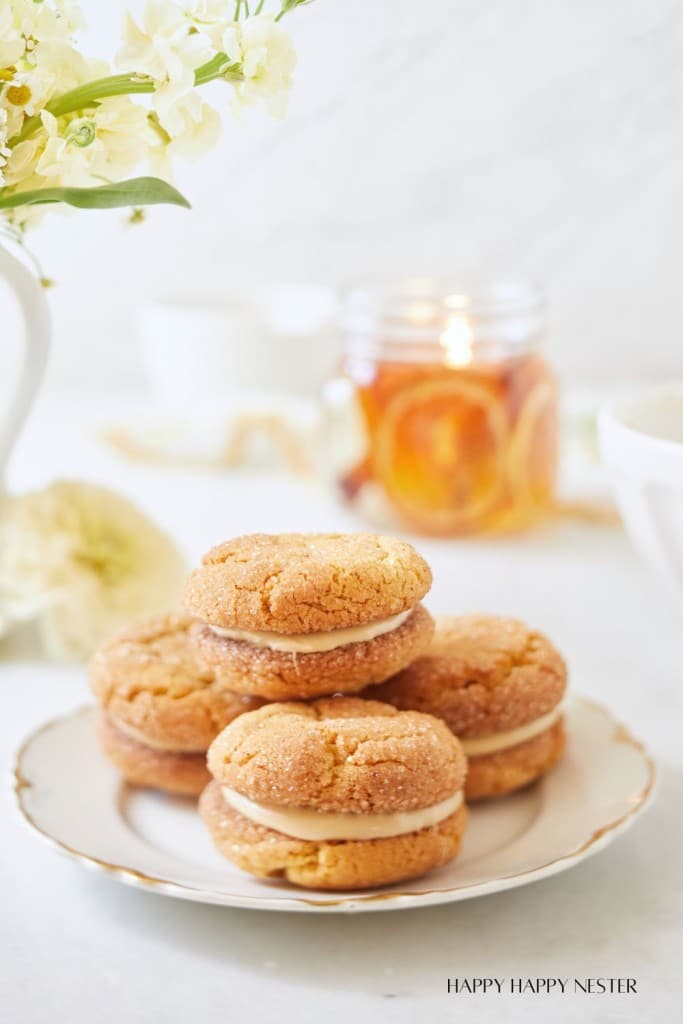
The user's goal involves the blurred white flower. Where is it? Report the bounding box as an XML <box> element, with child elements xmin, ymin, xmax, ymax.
<box><xmin>0</xmin><ymin>481</ymin><xmax>187</xmax><ymax>660</ymax></box>
<box><xmin>222</xmin><ymin>14</ymin><xmax>296</xmax><ymax>116</ymax></box>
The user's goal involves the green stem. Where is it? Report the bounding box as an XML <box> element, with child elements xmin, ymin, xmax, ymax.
<box><xmin>9</xmin><ymin>73</ymin><xmax>155</xmax><ymax>147</ymax></box>
<box><xmin>194</xmin><ymin>52</ymin><xmax>233</xmax><ymax>85</ymax></box>
<box><xmin>255</xmin><ymin>0</ymin><xmax>265</xmax><ymax>11</ymax></box>
<box><xmin>8</xmin><ymin>60</ymin><xmax>238</xmax><ymax>149</ymax></box>
<box><xmin>48</xmin><ymin>73</ymin><xmax>156</xmax><ymax>116</ymax></box>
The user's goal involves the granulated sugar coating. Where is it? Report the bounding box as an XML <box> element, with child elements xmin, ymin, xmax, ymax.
<box><xmin>206</xmin><ymin>698</ymin><xmax>466</xmax><ymax>814</ymax></box>
<box><xmin>183</xmin><ymin>533</ymin><xmax>433</xmax><ymax>633</ymax></box>
<box><xmin>366</xmin><ymin>614</ymin><xmax>569</xmax><ymax>801</ymax></box>
<box><xmin>90</xmin><ymin>614</ymin><xmax>264</xmax><ymax>752</ymax></box>
<box><xmin>367</xmin><ymin>613</ymin><xmax>567</xmax><ymax>737</ymax></box>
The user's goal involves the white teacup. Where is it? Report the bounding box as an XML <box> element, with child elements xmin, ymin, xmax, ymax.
<box><xmin>599</xmin><ymin>383</ymin><xmax>683</xmax><ymax>609</ymax></box>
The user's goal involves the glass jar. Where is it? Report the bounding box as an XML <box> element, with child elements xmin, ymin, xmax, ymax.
<box><xmin>323</xmin><ymin>278</ymin><xmax>558</xmax><ymax>536</ymax></box>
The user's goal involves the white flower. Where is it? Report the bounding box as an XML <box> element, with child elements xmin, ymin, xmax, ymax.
<box><xmin>0</xmin><ymin>480</ymin><xmax>187</xmax><ymax>660</ymax></box>
<box><xmin>12</xmin><ymin>0</ymin><xmax>83</xmax><ymax>42</ymax></box>
<box><xmin>222</xmin><ymin>15</ymin><xmax>296</xmax><ymax>116</ymax></box>
<box><xmin>2</xmin><ymin>43</ymin><xmax>87</xmax><ymax>130</ymax></box>
<box><xmin>117</xmin><ymin>0</ymin><xmax>213</xmax><ymax>132</ymax></box>
<box><xmin>0</xmin><ymin>108</ymin><xmax>10</xmax><ymax>186</ymax></box>
<box><xmin>88</xmin><ymin>95</ymin><xmax>154</xmax><ymax>176</ymax></box>
<box><xmin>180</xmin><ymin>1</ymin><xmax>233</xmax><ymax>49</ymax></box>
<box><xmin>35</xmin><ymin>109</ymin><xmax>95</xmax><ymax>185</ymax></box>
<box><xmin>35</xmin><ymin>97</ymin><xmax>151</xmax><ymax>186</ymax></box>
<box><xmin>0</xmin><ymin>6</ymin><xmax>26</xmax><ymax>66</ymax></box>
<box><xmin>1</xmin><ymin>134</ymin><xmax>42</xmax><ymax>188</ymax></box>
<box><xmin>1</xmin><ymin>0</ymin><xmax>82</xmax><ymax>63</ymax></box>
<box><xmin>160</xmin><ymin>90</ymin><xmax>220</xmax><ymax>151</ymax></box>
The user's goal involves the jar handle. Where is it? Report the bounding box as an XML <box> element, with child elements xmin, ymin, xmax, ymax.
<box><xmin>0</xmin><ymin>243</ymin><xmax>51</xmax><ymax>487</ymax></box>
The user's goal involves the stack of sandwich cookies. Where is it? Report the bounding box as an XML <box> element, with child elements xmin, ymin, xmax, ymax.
<box><xmin>367</xmin><ymin>614</ymin><xmax>567</xmax><ymax>800</ymax></box>
<box><xmin>184</xmin><ymin>533</ymin><xmax>435</xmax><ymax>700</ymax></box>
<box><xmin>199</xmin><ymin>698</ymin><xmax>468</xmax><ymax>890</ymax></box>
<box><xmin>90</xmin><ymin>614</ymin><xmax>263</xmax><ymax>796</ymax></box>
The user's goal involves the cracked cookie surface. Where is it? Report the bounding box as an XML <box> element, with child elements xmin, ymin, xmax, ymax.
<box><xmin>199</xmin><ymin>780</ymin><xmax>468</xmax><ymax>890</ymax></box>
<box><xmin>366</xmin><ymin>614</ymin><xmax>567</xmax><ymax>737</ymax></box>
<box><xmin>90</xmin><ymin>613</ymin><xmax>264</xmax><ymax>752</ymax></box>
<box><xmin>194</xmin><ymin>603</ymin><xmax>434</xmax><ymax>700</ymax></box>
<box><xmin>183</xmin><ymin>532</ymin><xmax>432</xmax><ymax>632</ymax></box>
<box><xmin>207</xmin><ymin>697</ymin><xmax>467</xmax><ymax>813</ymax></box>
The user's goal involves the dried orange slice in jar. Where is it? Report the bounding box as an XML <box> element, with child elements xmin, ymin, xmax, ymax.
<box><xmin>373</xmin><ymin>375</ymin><xmax>509</xmax><ymax>534</ymax></box>
<box><xmin>508</xmin><ymin>378</ymin><xmax>558</xmax><ymax>516</ymax></box>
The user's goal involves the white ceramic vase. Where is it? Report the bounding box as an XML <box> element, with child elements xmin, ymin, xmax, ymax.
<box><xmin>0</xmin><ymin>242</ymin><xmax>51</xmax><ymax>492</ymax></box>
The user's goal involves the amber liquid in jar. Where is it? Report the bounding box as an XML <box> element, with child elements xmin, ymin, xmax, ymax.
<box><xmin>336</xmin><ymin>282</ymin><xmax>558</xmax><ymax>536</ymax></box>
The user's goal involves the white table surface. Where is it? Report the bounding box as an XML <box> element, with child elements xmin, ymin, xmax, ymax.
<box><xmin>2</xmin><ymin>400</ymin><xmax>681</xmax><ymax>1022</ymax></box>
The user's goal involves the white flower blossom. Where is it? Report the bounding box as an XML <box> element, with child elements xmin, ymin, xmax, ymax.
<box><xmin>222</xmin><ymin>14</ymin><xmax>297</xmax><ymax>116</ymax></box>
<box><xmin>13</xmin><ymin>0</ymin><xmax>83</xmax><ymax>42</ymax></box>
<box><xmin>1</xmin><ymin>134</ymin><xmax>42</xmax><ymax>189</ymax></box>
<box><xmin>0</xmin><ymin>6</ymin><xmax>26</xmax><ymax>66</ymax></box>
<box><xmin>1</xmin><ymin>0</ymin><xmax>306</xmax><ymax>230</ymax></box>
<box><xmin>35</xmin><ymin>97</ymin><xmax>152</xmax><ymax>186</ymax></box>
<box><xmin>1</xmin><ymin>0</ymin><xmax>82</xmax><ymax>64</ymax></box>
<box><xmin>0</xmin><ymin>480</ymin><xmax>187</xmax><ymax>660</ymax></box>
<box><xmin>0</xmin><ymin>108</ymin><xmax>11</xmax><ymax>186</ymax></box>
<box><xmin>2</xmin><ymin>42</ymin><xmax>89</xmax><ymax>130</ymax></box>
<box><xmin>117</xmin><ymin>0</ymin><xmax>213</xmax><ymax>132</ymax></box>
<box><xmin>180</xmin><ymin>1</ymin><xmax>233</xmax><ymax>49</ymax></box>
<box><xmin>153</xmin><ymin>91</ymin><xmax>221</xmax><ymax>173</ymax></box>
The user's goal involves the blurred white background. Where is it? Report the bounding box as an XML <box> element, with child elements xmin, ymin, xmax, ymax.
<box><xmin>5</xmin><ymin>0</ymin><xmax>683</xmax><ymax>396</ymax></box>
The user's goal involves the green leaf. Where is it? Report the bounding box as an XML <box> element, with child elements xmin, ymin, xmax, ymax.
<box><xmin>0</xmin><ymin>177</ymin><xmax>191</xmax><ymax>211</ymax></box>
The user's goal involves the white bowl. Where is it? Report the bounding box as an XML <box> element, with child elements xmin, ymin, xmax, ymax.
<box><xmin>599</xmin><ymin>383</ymin><xmax>683</xmax><ymax>608</ymax></box>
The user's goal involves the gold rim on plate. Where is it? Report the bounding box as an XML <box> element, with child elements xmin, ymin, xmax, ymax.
<box><xmin>13</xmin><ymin>697</ymin><xmax>657</xmax><ymax>911</ymax></box>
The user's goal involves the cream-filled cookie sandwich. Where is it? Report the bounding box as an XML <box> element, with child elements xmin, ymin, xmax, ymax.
<box><xmin>199</xmin><ymin>698</ymin><xmax>468</xmax><ymax>890</ymax></box>
<box><xmin>184</xmin><ymin>533</ymin><xmax>435</xmax><ymax>700</ymax></box>
<box><xmin>90</xmin><ymin>614</ymin><xmax>263</xmax><ymax>796</ymax></box>
<box><xmin>366</xmin><ymin>614</ymin><xmax>567</xmax><ymax>800</ymax></box>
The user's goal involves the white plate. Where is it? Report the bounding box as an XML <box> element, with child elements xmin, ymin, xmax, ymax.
<box><xmin>14</xmin><ymin>696</ymin><xmax>655</xmax><ymax>914</ymax></box>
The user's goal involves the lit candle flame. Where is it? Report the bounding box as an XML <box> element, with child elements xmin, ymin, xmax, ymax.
<box><xmin>440</xmin><ymin>313</ymin><xmax>474</xmax><ymax>366</ymax></box>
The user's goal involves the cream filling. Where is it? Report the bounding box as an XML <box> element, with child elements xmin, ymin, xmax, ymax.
<box><xmin>461</xmin><ymin>706</ymin><xmax>562</xmax><ymax>757</ymax></box>
<box><xmin>110</xmin><ymin>716</ymin><xmax>202</xmax><ymax>754</ymax></box>
<box><xmin>222</xmin><ymin>787</ymin><xmax>463</xmax><ymax>841</ymax></box>
<box><xmin>208</xmin><ymin>608</ymin><xmax>413</xmax><ymax>654</ymax></box>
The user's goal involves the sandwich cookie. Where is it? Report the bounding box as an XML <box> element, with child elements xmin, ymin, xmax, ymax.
<box><xmin>184</xmin><ymin>533</ymin><xmax>435</xmax><ymax>700</ymax></box>
<box><xmin>367</xmin><ymin>614</ymin><xmax>567</xmax><ymax>799</ymax></box>
<box><xmin>199</xmin><ymin>697</ymin><xmax>468</xmax><ymax>890</ymax></box>
<box><xmin>90</xmin><ymin>614</ymin><xmax>263</xmax><ymax>796</ymax></box>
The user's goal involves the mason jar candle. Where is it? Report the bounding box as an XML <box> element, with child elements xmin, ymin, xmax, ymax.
<box><xmin>325</xmin><ymin>278</ymin><xmax>558</xmax><ymax>536</ymax></box>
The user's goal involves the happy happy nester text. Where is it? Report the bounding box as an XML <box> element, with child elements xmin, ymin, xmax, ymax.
<box><xmin>447</xmin><ymin>978</ymin><xmax>637</xmax><ymax>995</ymax></box>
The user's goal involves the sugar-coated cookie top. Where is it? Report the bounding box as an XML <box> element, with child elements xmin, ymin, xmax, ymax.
<box><xmin>89</xmin><ymin>614</ymin><xmax>263</xmax><ymax>751</ymax></box>
<box><xmin>184</xmin><ymin>533</ymin><xmax>432</xmax><ymax>633</ymax></box>
<box><xmin>368</xmin><ymin>614</ymin><xmax>567</xmax><ymax>737</ymax></box>
<box><xmin>207</xmin><ymin>697</ymin><xmax>466</xmax><ymax>813</ymax></box>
